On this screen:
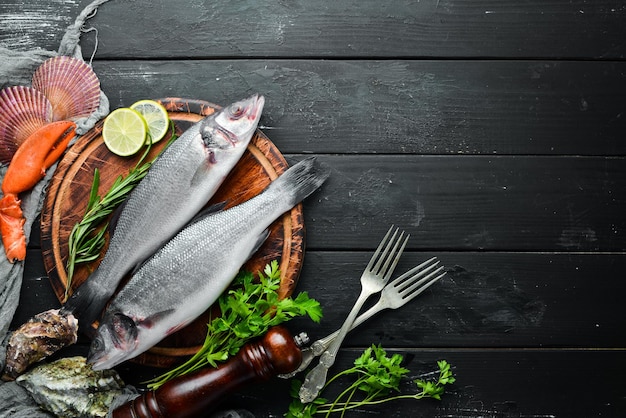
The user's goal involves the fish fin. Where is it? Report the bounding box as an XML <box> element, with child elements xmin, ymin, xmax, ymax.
<box><xmin>129</xmin><ymin>259</ymin><xmax>146</xmax><ymax>277</ymax></box>
<box><xmin>108</xmin><ymin>199</ymin><xmax>127</xmax><ymax>239</ymax></box>
<box><xmin>166</xmin><ymin>321</ymin><xmax>191</xmax><ymax>336</ymax></box>
<box><xmin>187</xmin><ymin>201</ymin><xmax>228</xmax><ymax>226</ymax></box>
<box><xmin>138</xmin><ymin>309</ymin><xmax>175</xmax><ymax>329</ymax></box>
<box><xmin>266</xmin><ymin>157</ymin><xmax>330</xmax><ymax>208</ymax></box>
<box><xmin>61</xmin><ymin>280</ymin><xmax>109</xmax><ymax>332</ymax></box>
<box><xmin>249</xmin><ymin>229</ymin><xmax>270</xmax><ymax>259</ymax></box>
<box><xmin>190</xmin><ymin>156</ymin><xmax>212</xmax><ymax>187</ymax></box>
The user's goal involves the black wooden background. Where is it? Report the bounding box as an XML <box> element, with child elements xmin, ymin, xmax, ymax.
<box><xmin>2</xmin><ymin>1</ymin><xmax>626</xmax><ymax>417</ymax></box>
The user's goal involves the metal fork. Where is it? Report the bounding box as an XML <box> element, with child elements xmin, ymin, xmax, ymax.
<box><xmin>299</xmin><ymin>226</ymin><xmax>409</xmax><ymax>403</ymax></box>
<box><xmin>279</xmin><ymin>256</ymin><xmax>445</xmax><ymax>379</ymax></box>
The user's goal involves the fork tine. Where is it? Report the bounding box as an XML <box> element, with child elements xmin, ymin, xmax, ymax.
<box><xmin>366</xmin><ymin>225</ymin><xmax>396</xmax><ymax>271</ymax></box>
<box><xmin>390</xmin><ymin>256</ymin><xmax>439</xmax><ymax>288</ymax></box>
<box><xmin>371</xmin><ymin>227</ymin><xmax>408</xmax><ymax>276</ymax></box>
<box><xmin>288</xmin><ymin>257</ymin><xmax>446</xmax><ymax>382</ymax></box>
<box><xmin>380</xmin><ymin>232</ymin><xmax>409</xmax><ymax>280</ymax></box>
<box><xmin>400</xmin><ymin>268</ymin><xmax>446</xmax><ymax>301</ymax></box>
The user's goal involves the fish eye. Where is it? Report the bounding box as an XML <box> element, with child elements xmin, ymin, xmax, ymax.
<box><xmin>229</xmin><ymin>105</ymin><xmax>245</xmax><ymax>118</ymax></box>
<box><xmin>91</xmin><ymin>337</ymin><xmax>103</xmax><ymax>352</ymax></box>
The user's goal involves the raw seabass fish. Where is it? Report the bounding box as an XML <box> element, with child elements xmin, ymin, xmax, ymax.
<box><xmin>88</xmin><ymin>157</ymin><xmax>330</xmax><ymax>370</ymax></box>
<box><xmin>62</xmin><ymin>95</ymin><xmax>265</xmax><ymax>328</ymax></box>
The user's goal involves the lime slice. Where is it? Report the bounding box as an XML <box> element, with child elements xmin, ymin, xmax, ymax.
<box><xmin>130</xmin><ymin>99</ymin><xmax>170</xmax><ymax>144</ymax></box>
<box><xmin>102</xmin><ymin>108</ymin><xmax>148</xmax><ymax>156</ymax></box>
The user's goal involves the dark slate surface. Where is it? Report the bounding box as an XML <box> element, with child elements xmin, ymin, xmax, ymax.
<box><xmin>2</xmin><ymin>0</ymin><xmax>626</xmax><ymax>416</ymax></box>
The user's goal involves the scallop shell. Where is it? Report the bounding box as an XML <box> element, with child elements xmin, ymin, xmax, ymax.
<box><xmin>32</xmin><ymin>55</ymin><xmax>101</xmax><ymax>122</ymax></box>
<box><xmin>0</xmin><ymin>86</ymin><xmax>53</xmax><ymax>164</ymax></box>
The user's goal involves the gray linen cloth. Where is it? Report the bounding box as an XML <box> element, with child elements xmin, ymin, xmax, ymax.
<box><xmin>0</xmin><ymin>1</ymin><xmax>112</xmax><ymax>416</ymax></box>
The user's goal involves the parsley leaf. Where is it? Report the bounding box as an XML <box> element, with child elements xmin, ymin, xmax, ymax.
<box><xmin>146</xmin><ymin>260</ymin><xmax>322</xmax><ymax>389</ymax></box>
<box><xmin>286</xmin><ymin>345</ymin><xmax>455</xmax><ymax>417</ymax></box>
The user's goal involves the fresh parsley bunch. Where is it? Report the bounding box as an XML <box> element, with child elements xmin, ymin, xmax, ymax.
<box><xmin>287</xmin><ymin>345</ymin><xmax>455</xmax><ymax>417</ymax></box>
<box><xmin>147</xmin><ymin>260</ymin><xmax>322</xmax><ymax>389</ymax></box>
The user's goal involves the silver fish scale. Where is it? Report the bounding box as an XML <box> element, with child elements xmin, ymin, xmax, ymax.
<box><xmin>89</xmin><ymin>156</ymin><xmax>329</xmax><ymax>369</ymax></box>
<box><xmin>108</xmin><ymin>188</ymin><xmax>280</xmax><ymax>320</ymax></box>
<box><xmin>95</xmin><ymin>123</ymin><xmax>222</xmax><ymax>280</ymax></box>
<box><xmin>63</xmin><ymin>95</ymin><xmax>264</xmax><ymax>326</ymax></box>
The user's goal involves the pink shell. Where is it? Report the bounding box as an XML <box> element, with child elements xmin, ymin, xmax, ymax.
<box><xmin>32</xmin><ymin>56</ymin><xmax>100</xmax><ymax>122</ymax></box>
<box><xmin>0</xmin><ymin>86</ymin><xmax>53</xmax><ymax>164</ymax></box>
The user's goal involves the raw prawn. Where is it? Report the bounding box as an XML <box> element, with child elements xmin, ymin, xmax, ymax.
<box><xmin>0</xmin><ymin>121</ymin><xmax>76</xmax><ymax>262</ymax></box>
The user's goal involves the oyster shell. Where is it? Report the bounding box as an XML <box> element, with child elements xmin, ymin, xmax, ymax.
<box><xmin>3</xmin><ymin>309</ymin><xmax>78</xmax><ymax>380</ymax></box>
<box><xmin>16</xmin><ymin>356</ymin><xmax>126</xmax><ymax>418</ymax></box>
<box><xmin>32</xmin><ymin>56</ymin><xmax>101</xmax><ymax>122</ymax></box>
<box><xmin>0</xmin><ymin>86</ymin><xmax>53</xmax><ymax>163</ymax></box>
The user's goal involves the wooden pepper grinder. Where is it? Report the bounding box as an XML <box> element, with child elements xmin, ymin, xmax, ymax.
<box><xmin>112</xmin><ymin>326</ymin><xmax>305</xmax><ymax>418</ymax></box>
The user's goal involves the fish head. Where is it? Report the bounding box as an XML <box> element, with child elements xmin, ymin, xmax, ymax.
<box><xmin>200</xmin><ymin>94</ymin><xmax>265</xmax><ymax>164</ymax></box>
<box><xmin>87</xmin><ymin>312</ymin><xmax>138</xmax><ymax>370</ymax></box>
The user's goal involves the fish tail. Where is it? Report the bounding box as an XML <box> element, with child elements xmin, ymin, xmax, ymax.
<box><xmin>269</xmin><ymin>157</ymin><xmax>330</xmax><ymax>207</ymax></box>
<box><xmin>60</xmin><ymin>280</ymin><xmax>108</xmax><ymax>332</ymax></box>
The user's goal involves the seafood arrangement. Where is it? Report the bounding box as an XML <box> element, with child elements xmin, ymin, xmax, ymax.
<box><xmin>0</xmin><ymin>5</ymin><xmax>328</xmax><ymax>418</ymax></box>
<box><xmin>89</xmin><ymin>157</ymin><xmax>329</xmax><ymax>370</ymax></box>
<box><xmin>0</xmin><ymin>54</ymin><xmax>328</xmax><ymax>417</ymax></box>
<box><xmin>3</xmin><ymin>92</ymin><xmax>326</xmax><ymax>380</ymax></box>
<box><xmin>61</xmin><ymin>94</ymin><xmax>265</xmax><ymax>329</ymax></box>
<box><xmin>0</xmin><ymin>56</ymin><xmax>100</xmax><ymax>262</ymax></box>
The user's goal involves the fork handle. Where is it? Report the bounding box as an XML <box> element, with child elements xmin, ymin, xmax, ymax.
<box><xmin>278</xmin><ymin>297</ymin><xmax>388</xmax><ymax>379</ymax></box>
<box><xmin>299</xmin><ymin>289</ymin><xmax>370</xmax><ymax>403</ymax></box>
<box><xmin>318</xmin><ymin>298</ymin><xmax>387</xmax><ymax>350</ymax></box>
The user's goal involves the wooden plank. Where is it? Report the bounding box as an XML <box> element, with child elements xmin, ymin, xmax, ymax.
<box><xmin>288</xmin><ymin>251</ymin><xmax>626</xmax><ymax>348</ymax></box>
<box><xmin>32</xmin><ymin>152</ymin><xmax>626</xmax><ymax>252</ymax></box>
<box><xmin>3</xmin><ymin>1</ymin><xmax>624</xmax><ymax>60</ymax></box>
<box><xmin>16</xmin><ymin>250</ymin><xmax>626</xmax><ymax>348</ymax></box>
<box><xmin>0</xmin><ymin>0</ymin><xmax>78</xmax><ymax>52</ymax></box>
<box><xmin>91</xmin><ymin>59</ymin><xmax>626</xmax><ymax>156</ymax></box>
<box><xmin>16</xmin><ymin>250</ymin><xmax>626</xmax><ymax>415</ymax></box>
<box><xmin>224</xmin><ymin>348</ymin><xmax>626</xmax><ymax>417</ymax></box>
<box><xmin>292</xmin><ymin>155</ymin><xmax>626</xmax><ymax>252</ymax></box>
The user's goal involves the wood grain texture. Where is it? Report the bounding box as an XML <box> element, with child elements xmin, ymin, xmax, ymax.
<box><xmin>91</xmin><ymin>60</ymin><xmax>626</xmax><ymax>156</ymax></box>
<box><xmin>287</xmin><ymin>251</ymin><xmax>626</xmax><ymax>348</ymax></box>
<box><xmin>4</xmin><ymin>0</ymin><xmax>620</xmax><ymax>60</ymax></box>
<box><xmin>227</xmin><ymin>348</ymin><xmax>626</xmax><ymax>417</ymax></box>
<box><xmin>4</xmin><ymin>0</ymin><xmax>626</xmax><ymax>415</ymax></box>
<box><xmin>16</xmin><ymin>249</ymin><xmax>626</xmax><ymax>416</ymax></box>
<box><xmin>289</xmin><ymin>155</ymin><xmax>626</xmax><ymax>252</ymax></box>
<box><xmin>17</xmin><ymin>249</ymin><xmax>626</xmax><ymax>349</ymax></box>
<box><xmin>0</xmin><ymin>0</ymin><xmax>79</xmax><ymax>52</ymax></box>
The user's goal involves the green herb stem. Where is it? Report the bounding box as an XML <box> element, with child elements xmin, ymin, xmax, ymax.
<box><xmin>146</xmin><ymin>260</ymin><xmax>323</xmax><ymax>390</ymax></box>
<box><xmin>286</xmin><ymin>347</ymin><xmax>455</xmax><ymax>418</ymax></box>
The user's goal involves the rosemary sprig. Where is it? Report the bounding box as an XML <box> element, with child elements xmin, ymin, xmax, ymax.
<box><xmin>63</xmin><ymin>124</ymin><xmax>177</xmax><ymax>302</ymax></box>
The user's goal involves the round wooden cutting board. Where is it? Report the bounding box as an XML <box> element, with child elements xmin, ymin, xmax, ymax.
<box><xmin>40</xmin><ymin>98</ymin><xmax>306</xmax><ymax>368</ymax></box>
